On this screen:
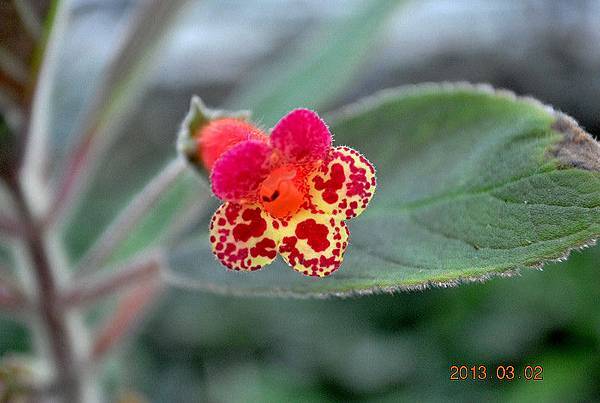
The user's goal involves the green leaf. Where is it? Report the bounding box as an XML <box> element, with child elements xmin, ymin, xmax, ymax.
<box><xmin>167</xmin><ymin>83</ymin><xmax>600</xmax><ymax>296</ymax></box>
<box><xmin>227</xmin><ymin>0</ymin><xmax>403</xmax><ymax>127</ymax></box>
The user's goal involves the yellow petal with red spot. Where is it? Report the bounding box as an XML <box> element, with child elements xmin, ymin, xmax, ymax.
<box><xmin>278</xmin><ymin>209</ymin><xmax>349</xmax><ymax>277</ymax></box>
<box><xmin>209</xmin><ymin>203</ymin><xmax>281</xmax><ymax>271</ymax></box>
<box><xmin>307</xmin><ymin>146</ymin><xmax>376</xmax><ymax>220</ymax></box>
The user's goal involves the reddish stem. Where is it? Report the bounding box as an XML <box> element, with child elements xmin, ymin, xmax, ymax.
<box><xmin>63</xmin><ymin>254</ymin><xmax>162</xmax><ymax>308</ymax></box>
<box><xmin>91</xmin><ymin>275</ymin><xmax>163</xmax><ymax>362</ymax></box>
<box><xmin>45</xmin><ymin>132</ymin><xmax>94</xmax><ymax>227</ymax></box>
<box><xmin>7</xmin><ymin>176</ymin><xmax>82</xmax><ymax>402</ymax></box>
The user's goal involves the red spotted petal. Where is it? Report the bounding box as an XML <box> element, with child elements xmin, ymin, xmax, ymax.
<box><xmin>270</xmin><ymin>109</ymin><xmax>331</xmax><ymax>164</ymax></box>
<box><xmin>278</xmin><ymin>210</ymin><xmax>349</xmax><ymax>277</ymax></box>
<box><xmin>209</xmin><ymin>203</ymin><xmax>281</xmax><ymax>271</ymax></box>
<box><xmin>211</xmin><ymin>140</ymin><xmax>274</xmax><ymax>202</ymax></box>
<box><xmin>308</xmin><ymin>146</ymin><xmax>376</xmax><ymax>220</ymax></box>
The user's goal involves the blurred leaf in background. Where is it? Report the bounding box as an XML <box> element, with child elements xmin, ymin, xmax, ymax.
<box><xmin>229</xmin><ymin>0</ymin><xmax>403</xmax><ymax>127</ymax></box>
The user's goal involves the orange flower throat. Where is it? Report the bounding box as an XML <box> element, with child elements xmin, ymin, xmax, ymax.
<box><xmin>259</xmin><ymin>166</ymin><xmax>303</xmax><ymax>218</ymax></box>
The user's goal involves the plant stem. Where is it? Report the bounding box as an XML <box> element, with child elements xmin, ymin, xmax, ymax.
<box><xmin>7</xmin><ymin>176</ymin><xmax>84</xmax><ymax>402</ymax></box>
<box><xmin>64</xmin><ymin>252</ymin><xmax>163</xmax><ymax>308</ymax></box>
<box><xmin>20</xmin><ymin>0</ymin><xmax>71</xmax><ymax>218</ymax></box>
<box><xmin>90</xmin><ymin>272</ymin><xmax>163</xmax><ymax>363</ymax></box>
<box><xmin>76</xmin><ymin>158</ymin><xmax>185</xmax><ymax>277</ymax></box>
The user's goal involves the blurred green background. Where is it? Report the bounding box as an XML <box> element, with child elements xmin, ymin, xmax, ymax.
<box><xmin>3</xmin><ymin>0</ymin><xmax>600</xmax><ymax>401</ymax></box>
<box><xmin>131</xmin><ymin>246</ymin><xmax>600</xmax><ymax>402</ymax></box>
<box><xmin>6</xmin><ymin>245</ymin><xmax>599</xmax><ymax>401</ymax></box>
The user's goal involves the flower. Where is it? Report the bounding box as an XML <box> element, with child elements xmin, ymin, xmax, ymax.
<box><xmin>203</xmin><ymin>109</ymin><xmax>376</xmax><ymax>277</ymax></box>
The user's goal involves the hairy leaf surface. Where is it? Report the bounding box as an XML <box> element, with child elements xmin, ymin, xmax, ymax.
<box><xmin>168</xmin><ymin>84</ymin><xmax>600</xmax><ymax>296</ymax></box>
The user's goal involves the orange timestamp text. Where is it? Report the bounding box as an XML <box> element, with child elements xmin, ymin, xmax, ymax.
<box><xmin>449</xmin><ymin>364</ymin><xmax>543</xmax><ymax>381</ymax></box>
